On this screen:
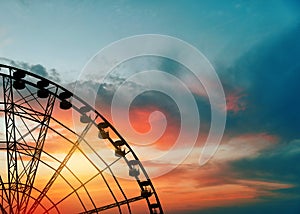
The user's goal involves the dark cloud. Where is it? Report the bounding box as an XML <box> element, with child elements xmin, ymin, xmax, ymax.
<box><xmin>221</xmin><ymin>26</ymin><xmax>300</xmax><ymax>140</ymax></box>
<box><xmin>30</xmin><ymin>64</ymin><xmax>48</xmax><ymax>77</ymax></box>
<box><xmin>0</xmin><ymin>57</ymin><xmax>61</xmax><ymax>82</ymax></box>
<box><xmin>163</xmin><ymin>139</ymin><xmax>300</xmax><ymax>213</ymax></box>
<box><xmin>220</xmin><ymin>139</ymin><xmax>300</xmax><ymax>213</ymax></box>
<box><xmin>90</xmin><ymin>56</ymin><xmax>212</xmax><ymax>133</ymax></box>
<box><xmin>231</xmin><ymin>139</ymin><xmax>300</xmax><ymax>184</ymax></box>
<box><xmin>208</xmin><ymin>29</ymin><xmax>300</xmax><ymax>214</ymax></box>
<box><xmin>49</xmin><ymin>68</ymin><xmax>61</xmax><ymax>83</ymax></box>
<box><xmin>179</xmin><ymin>199</ymin><xmax>300</xmax><ymax>214</ymax></box>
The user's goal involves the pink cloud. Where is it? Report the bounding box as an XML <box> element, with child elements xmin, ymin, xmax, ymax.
<box><xmin>226</xmin><ymin>91</ymin><xmax>247</xmax><ymax>113</ymax></box>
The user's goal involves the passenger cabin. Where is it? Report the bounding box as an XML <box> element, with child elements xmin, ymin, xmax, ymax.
<box><xmin>13</xmin><ymin>79</ymin><xmax>25</xmax><ymax>90</ymax></box>
<box><xmin>97</xmin><ymin>122</ymin><xmax>109</xmax><ymax>139</ymax></box>
<box><xmin>12</xmin><ymin>70</ymin><xmax>26</xmax><ymax>90</ymax></box>
<box><xmin>141</xmin><ymin>188</ymin><xmax>152</xmax><ymax>198</ymax></box>
<box><xmin>59</xmin><ymin>99</ymin><xmax>72</xmax><ymax>110</ymax></box>
<box><xmin>98</xmin><ymin>129</ymin><xmax>109</xmax><ymax>139</ymax></box>
<box><xmin>150</xmin><ymin>204</ymin><xmax>160</xmax><ymax>214</ymax></box>
<box><xmin>36</xmin><ymin>80</ymin><xmax>50</xmax><ymax>98</ymax></box>
<box><xmin>128</xmin><ymin>160</ymin><xmax>140</xmax><ymax>177</ymax></box>
<box><xmin>79</xmin><ymin>106</ymin><xmax>91</xmax><ymax>113</ymax></box>
<box><xmin>37</xmin><ymin>79</ymin><xmax>49</xmax><ymax>88</ymax></box>
<box><xmin>13</xmin><ymin>70</ymin><xmax>26</xmax><ymax>79</ymax></box>
<box><xmin>140</xmin><ymin>180</ymin><xmax>152</xmax><ymax>198</ymax></box>
<box><xmin>79</xmin><ymin>106</ymin><xmax>91</xmax><ymax>123</ymax></box>
<box><xmin>58</xmin><ymin>91</ymin><xmax>73</xmax><ymax>100</ymax></box>
<box><xmin>115</xmin><ymin>148</ymin><xmax>126</xmax><ymax>157</ymax></box>
<box><xmin>37</xmin><ymin>88</ymin><xmax>49</xmax><ymax>98</ymax></box>
<box><xmin>113</xmin><ymin>140</ymin><xmax>126</xmax><ymax>157</ymax></box>
<box><xmin>58</xmin><ymin>91</ymin><xmax>73</xmax><ymax>110</ymax></box>
<box><xmin>80</xmin><ymin>114</ymin><xmax>91</xmax><ymax>123</ymax></box>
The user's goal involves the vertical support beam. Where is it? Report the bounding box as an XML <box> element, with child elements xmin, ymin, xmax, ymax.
<box><xmin>19</xmin><ymin>91</ymin><xmax>57</xmax><ymax>213</ymax></box>
<box><xmin>0</xmin><ymin>176</ymin><xmax>11</xmax><ymax>213</ymax></box>
<box><xmin>3</xmin><ymin>74</ymin><xmax>20</xmax><ymax>213</ymax></box>
<box><xmin>0</xmin><ymin>203</ymin><xmax>8</xmax><ymax>214</ymax></box>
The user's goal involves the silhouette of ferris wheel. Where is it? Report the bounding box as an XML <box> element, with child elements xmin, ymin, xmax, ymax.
<box><xmin>0</xmin><ymin>64</ymin><xmax>163</xmax><ymax>214</ymax></box>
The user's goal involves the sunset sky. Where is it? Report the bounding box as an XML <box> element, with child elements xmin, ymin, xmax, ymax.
<box><xmin>1</xmin><ymin>0</ymin><xmax>300</xmax><ymax>213</ymax></box>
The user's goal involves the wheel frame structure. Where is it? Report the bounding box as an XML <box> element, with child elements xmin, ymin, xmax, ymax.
<box><xmin>0</xmin><ymin>64</ymin><xmax>163</xmax><ymax>214</ymax></box>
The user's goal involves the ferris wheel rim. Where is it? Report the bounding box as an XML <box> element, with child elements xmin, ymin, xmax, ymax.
<box><xmin>0</xmin><ymin>63</ymin><xmax>164</xmax><ymax>214</ymax></box>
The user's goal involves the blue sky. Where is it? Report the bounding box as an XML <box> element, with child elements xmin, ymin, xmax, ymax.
<box><xmin>1</xmin><ymin>0</ymin><xmax>300</xmax><ymax>213</ymax></box>
<box><xmin>1</xmin><ymin>0</ymin><xmax>299</xmax><ymax>81</ymax></box>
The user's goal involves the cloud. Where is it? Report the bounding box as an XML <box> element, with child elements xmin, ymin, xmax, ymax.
<box><xmin>154</xmin><ymin>158</ymin><xmax>295</xmax><ymax>213</ymax></box>
<box><xmin>0</xmin><ymin>57</ymin><xmax>61</xmax><ymax>82</ymax></box>
<box><xmin>226</xmin><ymin>90</ymin><xmax>247</xmax><ymax>113</ymax></box>
<box><xmin>231</xmin><ymin>139</ymin><xmax>300</xmax><ymax>184</ymax></box>
<box><xmin>71</xmin><ymin>64</ymin><xmax>213</xmax><ymax>151</ymax></box>
<box><xmin>149</xmin><ymin>132</ymin><xmax>299</xmax><ymax>212</ymax></box>
<box><xmin>212</xmin><ymin>133</ymin><xmax>278</xmax><ymax>162</ymax></box>
<box><xmin>222</xmin><ymin>26</ymin><xmax>300</xmax><ymax>140</ymax></box>
<box><xmin>180</xmin><ymin>198</ymin><xmax>300</xmax><ymax>214</ymax></box>
<box><xmin>30</xmin><ymin>64</ymin><xmax>48</xmax><ymax>77</ymax></box>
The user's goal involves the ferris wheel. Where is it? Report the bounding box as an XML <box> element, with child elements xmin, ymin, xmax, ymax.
<box><xmin>0</xmin><ymin>64</ymin><xmax>163</xmax><ymax>214</ymax></box>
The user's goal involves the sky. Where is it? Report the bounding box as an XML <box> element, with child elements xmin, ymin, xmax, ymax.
<box><xmin>0</xmin><ymin>0</ymin><xmax>300</xmax><ymax>213</ymax></box>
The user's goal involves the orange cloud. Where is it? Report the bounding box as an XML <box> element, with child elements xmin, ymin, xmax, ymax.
<box><xmin>93</xmin><ymin>103</ymin><xmax>182</xmax><ymax>151</ymax></box>
<box><xmin>150</xmin><ymin>161</ymin><xmax>293</xmax><ymax>213</ymax></box>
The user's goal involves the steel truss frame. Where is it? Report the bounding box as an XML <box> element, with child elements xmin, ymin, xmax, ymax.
<box><xmin>0</xmin><ymin>64</ymin><xmax>163</xmax><ymax>214</ymax></box>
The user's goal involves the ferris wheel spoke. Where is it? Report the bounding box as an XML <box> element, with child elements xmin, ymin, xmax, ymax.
<box><xmin>80</xmin><ymin>195</ymin><xmax>144</xmax><ymax>214</ymax></box>
<box><xmin>76</xmin><ymin>138</ymin><xmax>131</xmax><ymax>213</ymax></box>
<box><xmin>15</xmin><ymin>84</ymin><xmax>46</xmax><ymax>112</ymax></box>
<box><xmin>12</xmin><ymin>150</ymin><xmax>74</xmax><ymax>213</ymax></box>
<box><xmin>79</xmin><ymin>134</ymin><xmax>133</xmax><ymax>213</ymax></box>
<box><xmin>12</xmin><ymin>104</ymin><xmax>42</xmax><ymax>123</ymax></box>
<box><xmin>14</xmin><ymin>90</ymin><xmax>39</xmax><ymax>104</ymax></box>
<box><xmin>16</xmin><ymin>149</ymin><xmax>85</xmax><ymax>213</ymax></box>
<box><xmin>41</xmin><ymin>154</ymin><xmax>128</xmax><ymax>213</ymax></box>
<box><xmin>28</xmin><ymin>121</ymin><xmax>94</xmax><ymax>213</ymax></box>
<box><xmin>41</xmin><ymin>146</ymin><xmax>126</xmax><ymax>214</ymax></box>
<box><xmin>44</xmin><ymin>169</ymin><xmax>119</xmax><ymax>214</ymax></box>
<box><xmin>17</xmin><ymin>118</ymin><xmax>38</xmax><ymax>143</ymax></box>
<box><xmin>45</xmin><ymin>116</ymin><xmax>125</xmax><ymax>178</ymax></box>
